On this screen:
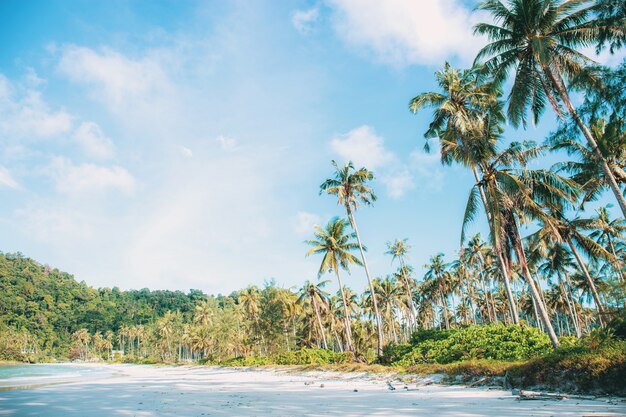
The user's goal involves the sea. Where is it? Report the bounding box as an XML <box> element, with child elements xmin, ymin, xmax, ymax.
<box><xmin>0</xmin><ymin>363</ymin><xmax>114</xmax><ymax>389</ymax></box>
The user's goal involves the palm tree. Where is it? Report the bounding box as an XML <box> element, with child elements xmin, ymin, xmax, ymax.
<box><xmin>386</xmin><ymin>239</ymin><xmax>418</xmax><ymax>331</ymax></box>
<box><xmin>409</xmin><ymin>63</ymin><xmax>519</xmax><ymax>324</ymax></box>
<box><xmin>297</xmin><ymin>280</ymin><xmax>330</xmax><ymax>349</ymax></box>
<box><xmin>463</xmin><ymin>141</ymin><xmax>578</xmax><ymax>347</ymax></box>
<box><xmin>537</xmin><ymin>244</ymin><xmax>582</xmax><ymax>337</ymax></box>
<box><xmin>549</xmin><ymin>117</ymin><xmax>626</xmax><ymax>209</ymax></box>
<box><xmin>474</xmin><ymin>0</ymin><xmax>626</xmax><ymax>216</ymax></box>
<box><xmin>589</xmin><ymin>206</ymin><xmax>626</xmax><ymax>281</ymax></box>
<box><xmin>320</xmin><ymin>160</ymin><xmax>384</xmax><ymax>355</ymax></box>
<box><xmin>423</xmin><ymin>254</ymin><xmax>453</xmax><ymax>330</ymax></box>
<box><xmin>306</xmin><ymin>216</ymin><xmax>362</xmax><ymax>352</ymax></box>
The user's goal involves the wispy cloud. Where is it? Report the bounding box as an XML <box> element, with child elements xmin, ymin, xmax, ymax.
<box><xmin>292</xmin><ymin>211</ymin><xmax>321</xmax><ymax>236</ymax></box>
<box><xmin>292</xmin><ymin>7</ymin><xmax>320</xmax><ymax>34</ymax></box>
<box><xmin>216</xmin><ymin>135</ymin><xmax>239</xmax><ymax>152</ymax></box>
<box><xmin>48</xmin><ymin>157</ymin><xmax>136</xmax><ymax>195</ymax></box>
<box><xmin>74</xmin><ymin>122</ymin><xmax>115</xmax><ymax>159</ymax></box>
<box><xmin>0</xmin><ymin>166</ymin><xmax>19</xmax><ymax>189</ymax></box>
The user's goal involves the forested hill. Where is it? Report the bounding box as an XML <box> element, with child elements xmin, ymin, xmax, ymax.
<box><xmin>0</xmin><ymin>252</ymin><xmax>210</xmax><ymax>358</ymax></box>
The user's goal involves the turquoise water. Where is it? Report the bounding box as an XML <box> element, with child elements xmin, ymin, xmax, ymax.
<box><xmin>0</xmin><ymin>364</ymin><xmax>113</xmax><ymax>388</ymax></box>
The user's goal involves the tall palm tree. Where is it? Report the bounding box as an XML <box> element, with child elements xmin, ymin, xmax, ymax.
<box><xmin>474</xmin><ymin>0</ymin><xmax>626</xmax><ymax>216</ymax></box>
<box><xmin>423</xmin><ymin>254</ymin><xmax>453</xmax><ymax>330</ymax></box>
<box><xmin>320</xmin><ymin>161</ymin><xmax>384</xmax><ymax>355</ymax></box>
<box><xmin>409</xmin><ymin>63</ymin><xmax>519</xmax><ymax>324</ymax></box>
<box><xmin>305</xmin><ymin>216</ymin><xmax>362</xmax><ymax>352</ymax></box>
<box><xmin>463</xmin><ymin>141</ymin><xmax>579</xmax><ymax>347</ymax></box>
<box><xmin>297</xmin><ymin>280</ymin><xmax>330</xmax><ymax>349</ymax></box>
<box><xmin>385</xmin><ymin>239</ymin><xmax>417</xmax><ymax>330</ymax></box>
<box><xmin>589</xmin><ymin>206</ymin><xmax>626</xmax><ymax>281</ymax></box>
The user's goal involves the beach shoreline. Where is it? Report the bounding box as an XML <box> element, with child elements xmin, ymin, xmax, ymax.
<box><xmin>0</xmin><ymin>363</ymin><xmax>624</xmax><ymax>416</ymax></box>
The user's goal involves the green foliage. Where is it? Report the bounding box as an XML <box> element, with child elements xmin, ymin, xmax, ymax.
<box><xmin>393</xmin><ymin>325</ymin><xmax>551</xmax><ymax>366</ymax></box>
<box><xmin>221</xmin><ymin>349</ymin><xmax>353</xmax><ymax>366</ymax></box>
<box><xmin>508</xmin><ymin>340</ymin><xmax>626</xmax><ymax>395</ymax></box>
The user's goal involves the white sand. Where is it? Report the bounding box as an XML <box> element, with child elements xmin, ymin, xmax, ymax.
<box><xmin>0</xmin><ymin>364</ymin><xmax>624</xmax><ymax>416</ymax></box>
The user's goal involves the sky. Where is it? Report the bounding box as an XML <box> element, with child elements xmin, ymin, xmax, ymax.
<box><xmin>0</xmin><ymin>0</ymin><xmax>623</xmax><ymax>296</ymax></box>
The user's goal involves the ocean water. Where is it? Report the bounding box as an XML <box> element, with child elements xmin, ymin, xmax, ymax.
<box><xmin>0</xmin><ymin>364</ymin><xmax>113</xmax><ymax>388</ymax></box>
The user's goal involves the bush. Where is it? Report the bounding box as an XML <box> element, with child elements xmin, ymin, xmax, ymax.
<box><xmin>393</xmin><ymin>324</ymin><xmax>552</xmax><ymax>366</ymax></box>
<box><xmin>508</xmin><ymin>340</ymin><xmax>626</xmax><ymax>395</ymax></box>
<box><xmin>220</xmin><ymin>349</ymin><xmax>353</xmax><ymax>367</ymax></box>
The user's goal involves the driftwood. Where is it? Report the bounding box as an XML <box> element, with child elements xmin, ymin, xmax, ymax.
<box><xmin>386</xmin><ymin>381</ymin><xmax>396</xmax><ymax>391</ymax></box>
<box><xmin>468</xmin><ymin>377</ymin><xmax>489</xmax><ymax>387</ymax></box>
<box><xmin>517</xmin><ymin>390</ymin><xmax>568</xmax><ymax>401</ymax></box>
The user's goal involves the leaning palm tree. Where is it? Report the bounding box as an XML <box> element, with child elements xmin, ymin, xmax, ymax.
<box><xmin>386</xmin><ymin>239</ymin><xmax>418</xmax><ymax>330</ymax></box>
<box><xmin>474</xmin><ymin>0</ymin><xmax>626</xmax><ymax>216</ymax></box>
<box><xmin>306</xmin><ymin>216</ymin><xmax>362</xmax><ymax>352</ymax></box>
<box><xmin>297</xmin><ymin>280</ymin><xmax>330</xmax><ymax>349</ymax></box>
<box><xmin>463</xmin><ymin>141</ymin><xmax>579</xmax><ymax>347</ymax></box>
<box><xmin>409</xmin><ymin>63</ymin><xmax>519</xmax><ymax>324</ymax></box>
<box><xmin>320</xmin><ymin>161</ymin><xmax>384</xmax><ymax>355</ymax></box>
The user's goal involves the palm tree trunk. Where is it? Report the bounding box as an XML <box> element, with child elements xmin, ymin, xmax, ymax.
<box><xmin>608</xmin><ymin>237</ymin><xmax>625</xmax><ymax>283</ymax></box>
<box><xmin>346</xmin><ymin>207</ymin><xmax>384</xmax><ymax>355</ymax></box>
<box><xmin>335</xmin><ymin>270</ymin><xmax>354</xmax><ymax>352</ymax></box>
<box><xmin>473</xmin><ymin>167</ymin><xmax>520</xmax><ymax>324</ymax></box>
<box><xmin>548</xmin><ymin>69</ymin><xmax>626</xmax><ymax>217</ymax></box>
<box><xmin>438</xmin><ymin>287</ymin><xmax>450</xmax><ymax>330</ymax></box>
<box><xmin>561</xmin><ymin>274</ymin><xmax>581</xmax><ymax>338</ymax></box>
<box><xmin>399</xmin><ymin>262</ymin><xmax>417</xmax><ymax>331</ymax></box>
<box><xmin>311</xmin><ymin>296</ymin><xmax>328</xmax><ymax>349</ymax></box>
<box><xmin>566</xmin><ymin>238</ymin><xmax>606</xmax><ymax>326</ymax></box>
<box><xmin>510</xmin><ymin>219</ymin><xmax>560</xmax><ymax>348</ymax></box>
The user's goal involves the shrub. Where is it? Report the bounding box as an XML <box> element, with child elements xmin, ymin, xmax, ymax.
<box><xmin>393</xmin><ymin>324</ymin><xmax>552</xmax><ymax>366</ymax></box>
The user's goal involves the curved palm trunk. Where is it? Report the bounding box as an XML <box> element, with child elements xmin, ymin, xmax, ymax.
<box><xmin>399</xmin><ymin>261</ymin><xmax>417</xmax><ymax>331</ymax></box>
<box><xmin>566</xmin><ymin>238</ymin><xmax>606</xmax><ymax>326</ymax></box>
<box><xmin>548</xmin><ymin>69</ymin><xmax>626</xmax><ymax>217</ymax></box>
<box><xmin>335</xmin><ymin>270</ymin><xmax>354</xmax><ymax>352</ymax></box>
<box><xmin>311</xmin><ymin>296</ymin><xmax>328</xmax><ymax>349</ymax></box>
<box><xmin>473</xmin><ymin>167</ymin><xmax>520</xmax><ymax>324</ymax></box>
<box><xmin>346</xmin><ymin>207</ymin><xmax>384</xmax><ymax>356</ymax></box>
<box><xmin>509</xmin><ymin>217</ymin><xmax>560</xmax><ymax>348</ymax></box>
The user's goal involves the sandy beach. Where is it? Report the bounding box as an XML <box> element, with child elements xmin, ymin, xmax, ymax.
<box><xmin>0</xmin><ymin>364</ymin><xmax>624</xmax><ymax>416</ymax></box>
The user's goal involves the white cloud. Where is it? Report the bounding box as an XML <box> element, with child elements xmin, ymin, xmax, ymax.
<box><xmin>49</xmin><ymin>157</ymin><xmax>136</xmax><ymax>194</ymax></box>
<box><xmin>0</xmin><ymin>74</ymin><xmax>73</xmax><ymax>139</ymax></box>
<box><xmin>57</xmin><ymin>45</ymin><xmax>170</xmax><ymax>110</ymax></box>
<box><xmin>330</xmin><ymin>125</ymin><xmax>394</xmax><ymax>169</ymax></box>
<box><xmin>216</xmin><ymin>135</ymin><xmax>239</xmax><ymax>152</ymax></box>
<box><xmin>381</xmin><ymin>170</ymin><xmax>414</xmax><ymax>199</ymax></box>
<box><xmin>0</xmin><ymin>166</ymin><xmax>19</xmax><ymax>189</ymax></box>
<box><xmin>292</xmin><ymin>211</ymin><xmax>321</xmax><ymax>236</ymax></box>
<box><xmin>180</xmin><ymin>146</ymin><xmax>193</xmax><ymax>158</ymax></box>
<box><xmin>74</xmin><ymin>121</ymin><xmax>115</xmax><ymax>159</ymax></box>
<box><xmin>327</xmin><ymin>0</ymin><xmax>482</xmax><ymax>66</ymax></box>
<box><xmin>292</xmin><ymin>7</ymin><xmax>320</xmax><ymax>34</ymax></box>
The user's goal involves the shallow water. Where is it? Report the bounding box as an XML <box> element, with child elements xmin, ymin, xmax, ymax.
<box><xmin>0</xmin><ymin>364</ymin><xmax>114</xmax><ymax>389</ymax></box>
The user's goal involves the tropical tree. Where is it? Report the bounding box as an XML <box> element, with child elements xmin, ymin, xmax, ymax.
<box><xmin>474</xmin><ymin>0</ymin><xmax>626</xmax><ymax>216</ymax></box>
<box><xmin>409</xmin><ymin>63</ymin><xmax>520</xmax><ymax>324</ymax></box>
<box><xmin>306</xmin><ymin>216</ymin><xmax>362</xmax><ymax>352</ymax></box>
<box><xmin>320</xmin><ymin>161</ymin><xmax>384</xmax><ymax>355</ymax></box>
<box><xmin>297</xmin><ymin>280</ymin><xmax>330</xmax><ymax>349</ymax></box>
<box><xmin>423</xmin><ymin>254</ymin><xmax>453</xmax><ymax>330</ymax></box>
<box><xmin>386</xmin><ymin>239</ymin><xmax>418</xmax><ymax>330</ymax></box>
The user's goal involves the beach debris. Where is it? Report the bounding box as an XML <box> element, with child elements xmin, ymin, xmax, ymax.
<box><xmin>353</xmin><ymin>389</ymin><xmax>358</xmax><ymax>392</ymax></box>
<box><xmin>403</xmin><ymin>385</ymin><xmax>409</xmax><ymax>390</ymax></box>
<box><xmin>386</xmin><ymin>381</ymin><xmax>396</xmax><ymax>391</ymax></box>
<box><xmin>320</xmin><ymin>383</ymin><xmax>325</xmax><ymax>388</ymax></box>
<box><xmin>468</xmin><ymin>377</ymin><xmax>489</xmax><ymax>387</ymax></box>
<box><xmin>516</xmin><ymin>390</ymin><xmax>569</xmax><ymax>401</ymax></box>
<box><xmin>304</xmin><ymin>381</ymin><xmax>315</xmax><ymax>386</ymax></box>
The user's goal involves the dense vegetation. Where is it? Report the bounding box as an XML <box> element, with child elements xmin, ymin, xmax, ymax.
<box><xmin>1</xmin><ymin>0</ymin><xmax>626</xmax><ymax>394</ymax></box>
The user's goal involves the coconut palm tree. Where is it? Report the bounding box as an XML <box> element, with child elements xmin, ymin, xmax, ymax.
<box><xmin>423</xmin><ymin>254</ymin><xmax>453</xmax><ymax>330</ymax></box>
<box><xmin>549</xmin><ymin>117</ymin><xmax>626</xmax><ymax>209</ymax></box>
<box><xmin>297</xmin><ymin>280</ymin><xmax>330</xmax><ymax>349</ymax></box>
<box><xmin>409</xmin><ymin>63</ymin><xmax>519</xmax><ymax>324</ymax></box>
<box><xmin>474</xmin><ymin>0</ymin><xmax>626</xmax><ymax>216</ymax></box>
<box><xmin>320</xmin><ymin>161</ymin><xmax>384</xmax><ymax>355</ymax></box>
<box><xmin>462</xmin><ymin>141</ymin><xmax>579</xmax><ymax>347</ymax></box>
<box><xmin>588</xmin><ymin>206</ymin><xmax>626</xmax><ymax>281</ymax></box>
<box><xmin>386</xmin><ymin>239</ymin><xmax>418</xmax><ymax>331</ymax></box>
<box><xmin>306</xmin><ymin>217</ymin><xmax>362</xmax><ymax>352</ymax></box>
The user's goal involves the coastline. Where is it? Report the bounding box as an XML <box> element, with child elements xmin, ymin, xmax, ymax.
<box><xmin>0</xmin><ymin>364</ymin><xmax>624</xmax><ymax>416</ymax></box>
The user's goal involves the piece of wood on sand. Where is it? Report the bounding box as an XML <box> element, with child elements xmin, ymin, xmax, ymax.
<box><xmin>516</xmin><ymin>390</ymin><xmax>568</xmax><ymax>401</ymax></box>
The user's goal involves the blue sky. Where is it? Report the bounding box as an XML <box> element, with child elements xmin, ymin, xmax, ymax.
<box><xmin>0</xmin><ymin>0</ymin><xmax>623</xmax><ymax>295</ymax></box>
